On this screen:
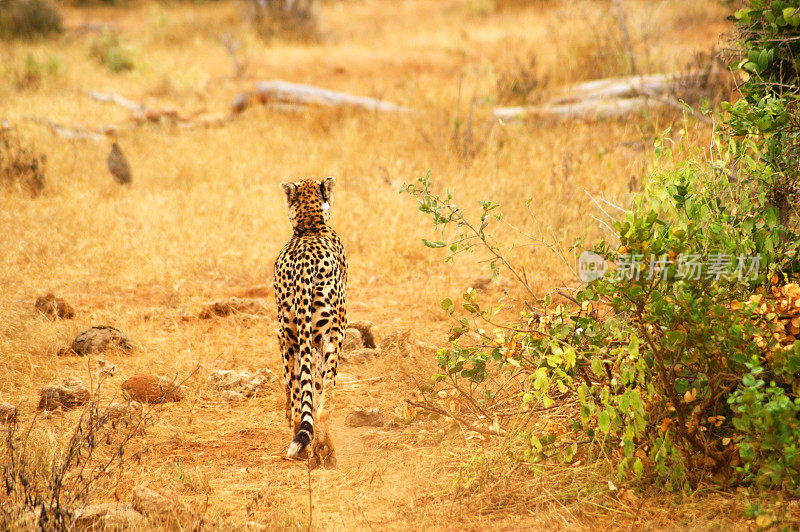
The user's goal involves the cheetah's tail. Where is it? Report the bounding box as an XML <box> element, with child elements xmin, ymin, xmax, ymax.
<box><xmin>287</xmin><ymin>420</ymin><xmax>313</xmax><ymax>459</ymax></box>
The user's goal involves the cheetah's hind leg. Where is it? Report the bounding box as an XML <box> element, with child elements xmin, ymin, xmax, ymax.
<box><xmin>308</xmin><ymin>412</ymin><xmax>336</xmax><ymax>469</ymax></box>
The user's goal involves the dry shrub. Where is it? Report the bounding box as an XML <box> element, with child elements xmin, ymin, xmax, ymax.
<box><xmin>546</xmin><ymin>1</ymin><xmax>641</xmax><ymax>83</ymax></box>
<box><xmin>495</xmin><ymin>0</ymin><xmax>554</xmax><ymax>11</ymax></box>
<box><xmin>671</xmin><ymin>48</ymin><xmax>733</xmax><ymax>109</ymax></box>
<box><xmin>12</xmin><ymin>53</ymin><xmax>61</xmax><ymax>90</ymax></box>
<box><xmin>0</xmin><ymin>128</ymin><xmax>46</xmax><ymax>196</ymax></box>
<box><xmin>496</xmin><ymin>54</ymin><xmax>547</xmax><ymax>105</ymax></box>
<box><xmin>0</xmin><ymin>0</ymin><xmax>61</xmax><ymax>40</ymax></box>
<box><xmin>453</xmin><ymin>440</ymin><xmax>610</xmax><ymax>523</ymax></box>
<box><xmin>1</xmin><ymin>383</ymin><xmax>152</xmax><ymax>530</ymax></box>
<box><xmin>248</xmin><ymin>0</ymin><xmax>320</xmax><ymax>43</ymax></box>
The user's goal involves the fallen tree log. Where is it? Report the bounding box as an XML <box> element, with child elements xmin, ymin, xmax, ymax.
<box><xmin>494</xmin><ymin>72</ymin><xmax>713</xmax><ymax>122</ymax></box>
<box><xmin>550</xmin><ymin>72</ymin><xmax>682</xmax><ymax>104</ymax></box>
<box><xmin>231</xmin><ymin>80</ymin><xmax>410</xmax><ymax>114</ymax></box>
<box><xmin>86</xmin><ymin>90</ymin><xmax>200</xmax><ymax>124</ymax></box>
<box><xmin>24</xmin><ymin>117</ymin><xmax>112</xmax><ymax>140</ymax></box>
<box><xmin>494</xmin><ymin>96</ymin><xmax>657</xmax><ymax>121</ymax></box>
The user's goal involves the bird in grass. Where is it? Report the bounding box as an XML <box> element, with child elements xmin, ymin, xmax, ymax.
<box><xmin>105</xmin><ymin>129</ymin><xmax>132</xmax><ymax>186</ymax></box>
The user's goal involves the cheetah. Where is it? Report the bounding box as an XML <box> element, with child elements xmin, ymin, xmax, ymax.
<box><xmin>274</xmin><ymin>176</ymin><xmax>346</xmax><ymax>467</ymax></box>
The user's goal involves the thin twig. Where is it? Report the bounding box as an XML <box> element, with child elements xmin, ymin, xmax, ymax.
<box><xmin>306</xmin><ymin>460</ymin><xmax>312</xmax><ymax>532</ymax></box>
<box><xmin>590</xmin><ymin>215</ymin><xmax>618</xmax><ymax>237</ymax></box>
<box><xmin>339</xmin><ymin>376</ymin><xmax>383</xmax><ymax>386</ymax></box>
<box><xmin>407</xmin><ymin>400</ymin><xmax>506</xmax><ymax>436</ymax></box>
<box><xmin>635</xmin><ymin>87</ymin><xmax>712</xmax><ymax>124</ymax></box>
<box><xmin>612</xmin><ymin>0</ymin><xmax>638</xmax><ymax>76</ymax></box>
<box><xmin>598</xmin><ymin>196</ymin><xmax>627</xmax><ymax>213</ymax></box>
<box><xmin>582</xmin><ymin>188</ymin><xmax>618</xmax><ymax>222</ymax></box>
<box><xmin>557</xmin><ymin>290</ymin><xmax>580</xmax><ymax>306</ymax></box>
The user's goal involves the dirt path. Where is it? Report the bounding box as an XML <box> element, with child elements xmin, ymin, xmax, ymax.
<box><xmin>115</xmin><ymin>310</ymin><xmax>459</xmax><ymax>529</ymax></box>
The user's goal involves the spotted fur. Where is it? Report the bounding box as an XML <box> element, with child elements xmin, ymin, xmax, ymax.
<box><xmin>274</xmin><ymin>177</ymin><xmax>346</xmax><ymax>467</ymax></box>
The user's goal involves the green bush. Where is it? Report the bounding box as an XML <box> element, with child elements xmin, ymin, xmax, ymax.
<box><xmin>406</xmin><ymin>0</ymin><xmax>800</xmax><ymax>496</ymax></box>
<box><xmin>0</xmin><ymin>0</ymin><xmax>61</xmax><ymax>40</ymax></box>
<box><xmin>89</xmin><ymin>31</ymin><xmax>137</xmax><ymax>73</ymax></box>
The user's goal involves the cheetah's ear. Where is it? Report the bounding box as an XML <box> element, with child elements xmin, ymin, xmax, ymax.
<box><xmin>280</xmin><ymin>182</ymin><xmax>296</xmax><ymax>206</ymax></box>
<box><xmin>320</xmin><ymin>176</ymin><xmax>335</xmax><ymax>204</ymax></box>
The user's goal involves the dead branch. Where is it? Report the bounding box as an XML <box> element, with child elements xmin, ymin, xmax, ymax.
<box><xmin>231</xmin><ymin>80</ymin><xmax>411</xmax><ymax>114</ymax></box>
<box><xmin>86</xmin><ymin>90</ymin><xmax>198</xmax><ymax>124</ymax></box>
<box><xmin>218</xmin><ymin>34</ymin><xmax>248</xmax><ymax>78</ymax></box>
<box><xmin>494</xmin><ymin>72</ymin><xmax>713</xmax><ymax>121</ymax></box>
<box><xmin>85</xmin><ymin>90</ymin><xmax>146</xmax><ymax>113</ymax></box>
<box><xmin>495</xmin><ymin>96</ymin><xmax>657</xmax><ymax>121</ymax></box>
<box><xmin>24</xmin><ymin>117</ymin><xmax>114</xmax><ymax>140</ymax></box>
<box><xmin>406</xmin><ymin>400</ymin><xmax>507</xmax><ymax>437</ymax></box>
<box><xmin>552</xmin><ymin>73</ymin><xmax>681</xmax><ymax>104</ymax></box>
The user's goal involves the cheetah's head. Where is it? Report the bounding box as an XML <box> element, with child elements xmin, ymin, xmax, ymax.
<box><xmin>280</xmin><ymin>176</ymin><xmax>335</xmax><ymax>230</ymax></box>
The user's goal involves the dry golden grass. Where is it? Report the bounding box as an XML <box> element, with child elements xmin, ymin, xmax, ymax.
<box><xmin>0</xmin><ymin>0</ymin><xmax>762</xmax><ymax>529</ymax></box>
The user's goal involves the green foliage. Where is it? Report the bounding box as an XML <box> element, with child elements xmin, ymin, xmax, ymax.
<box><xmin>727</xmin><ymin>1</ymin><xmax>800</xmax><ymax>239</ymax></box>
<box><xmin>89</xmin><ymin>31</ymin><xmax>137</xmax><ymax>73</ymax></box>
<box><xmin>0</xmin><ymin>0</ymin><xmax>61</xmax><ymax>40</ymax></box>
<box><xmin>732</xmin><ymin>0</ymin><xmax>800</xmax><ymax>95</ymax></box>
<box><xmin>10</xmin><ymin>52</ymin><xmax>61</xmax><ymax>89</ymax></box>
<box><xmin>730</xmin><ymin>360</ymin><xmax>800</xmax><ymax>490</ymax></box>
<box><xmin>407</xmin><ymin>138</ymin><xmax>800</xmax><ymax>492</ymax></box>
<box><xmin>405</xmin><ymin>173</ymin><xmax>506</xmax><ymax>278</ymax></box>
<box><xmin>407</xmin><ymin>0</ymin><xmax>800</xmax><ymax>500</ymax></box>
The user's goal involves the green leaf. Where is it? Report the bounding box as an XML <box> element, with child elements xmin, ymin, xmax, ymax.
<box><xmin>633</xmin><ymin>458</ymin><xmax>644</xmax><ymax>477</ymax></box>
<box><xmin>598</xmin><ymin>410</ymin><xmax>611</xmax><ymax>434</ymax></box>
<box><xmin>441</xmin><ymin>298</ymin><xmax>455</xmax><ymax>315</ymax></box>
<box><xmin>563</xmin><ymin>347</ymin><xmax>577</xmax><ymax>369</ymax></box>
<box><xmin>422</xmin><ymin>239</ymin><xmax>446</xmax><ymax>248</ymax></box>
<box><xmin>591</xmin><ymin>357</ymin><xmax>604</xmax><ymax>377</ymax></box>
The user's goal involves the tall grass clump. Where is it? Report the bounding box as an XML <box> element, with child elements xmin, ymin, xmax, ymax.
<box><xmin>248</xmin><ymin>0</ymin><xmax>319</xmax><ymax>43</ymax></box>
<box><xmin>0</xmin><ymin>0</ymin><xmax>61</xmax><ymax>40</ymax></box>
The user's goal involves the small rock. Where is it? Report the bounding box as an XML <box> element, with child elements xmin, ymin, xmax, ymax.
<box><xmin>345</xmin><ymin>407</ymin><xmax>384</xmax><ymax>427</ymax></box>
<box><xmin>97</xmin><ymin>358</ymin><xmax>117</xmax><ymax>377</ymax></box>
<box><xmin>342</xmin><ymin>328</ymin><xmax>363</xmax><ymax>352</ymax></box>
<box><xmin>379</xmin><ymin>330</ymin><xmax>415</xmax><ymax>356</ymax></box>
<box><xmin>342</xmin><ymin>347</ymin><xmax>378</xmax><ymax>364</ymax></box>
<box><xmin>208</xmin><ymin>369</ymin><xmax>243</xmax><ymax>390</ymax></box>
<box><xmin>241</xmin><ymin>285</ymin><xmax>271</xmax><ymax>298</ymax></box>
<box><xmin>106</xmin><ymin>401</ymin><xmax>142</xmax><ymax>420</ymax></box>
<box><xmin>38</xmin><ymin>378</ymin><xmax>90</xmax><ymax>411</ymax></box>
<box><xmin>470</xmin><ymin>276</ymin><xmax>493</xmax><ymax>291</ymax></box>
<box><xmin>198</xmin><ymin>297</ymin><xmax>267</xmax><ymax>319</ymax></box>
<box><xmin>131</xmin><ymin>485</ymin><xmax>199</xmax><ymax>528</ymax></box>
<box><xmin>74</xmin><ymin>502</ymin><xmax>145</xmax><ymax>531</ymax></box>
<box><xmin>0</xmin><ymin>402</ymin><xmax>17</xmax><ymax>423</ymax></box>
<box><xmin>348</xmin><ymin>321</ymin><xmax>377</xmax><ymax>348</ymax></box>
<box><xmin>131</xmin><ymin>485</ymin><xmax>173</xmax><ymax>518</ymax></box>
<box><xmin>68</xmin><ymin>326</ymin><xmax>135</xmax><ymax>356</ymax></box>
<box><xmin>122</xmin><ymin>374</ymin><xmax>184</xmax><ymax>404</ymax></box>
<box><xmin>222</xmin><ymin>390</ymin><xmax>244</xmax><ymax>403</ymax></box>
<box><xmin>240</xmin><ymin>368</ymin><xmax>276</xmax><ymax>397</ymax></box>
<box><xmin>208</xmin><ymin>368</ymin><xmax>276</xmax><ymax>398</ymax></box>
<box><xmin>34</xmin><ymin>293</ymin><xmax>75</xmax><ymax>320</ymax></box>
